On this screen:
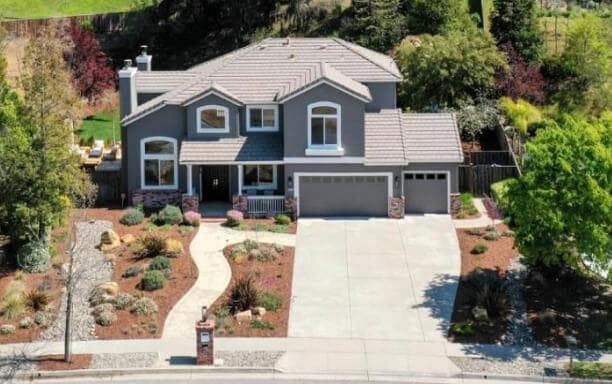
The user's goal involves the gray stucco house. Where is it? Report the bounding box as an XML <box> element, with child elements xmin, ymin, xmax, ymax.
<box><xmin>119</xmin><ymin>38</ymin><xmax>463</xmax><ymax>218</ymax></box>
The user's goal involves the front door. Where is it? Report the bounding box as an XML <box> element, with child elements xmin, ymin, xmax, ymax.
<box><xmin>201</xmin><ymin>166</ymin><xmax>229</xmax><ymax>201</ymax></box>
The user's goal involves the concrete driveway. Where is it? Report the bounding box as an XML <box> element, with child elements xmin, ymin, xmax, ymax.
<box><xmin>288</xmin><ymin>216</ymin><xmax>460</xmax><ymax>341</ymax></box>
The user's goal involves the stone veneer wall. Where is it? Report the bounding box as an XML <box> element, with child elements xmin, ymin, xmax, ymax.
<box><xmin>232</xmin><ymin>195</ymin><xmax>248</xmax><ymax>216</ymax></box>
<box><xmin>284</xmin><ymin>197</ymin><xmax>298</xmax><ymax>220</ymax></box>
<box><xmin>182</xmin><ymin>194</ymin><xmax>199</xmax><ymax>213</ymax></box>
<box><xmin>450</xmin><ymin>193</ymin><xmax>461</xmax><ymax>215</ymax></box>
<box><xmin>132</xmin><ymin>190</ymin><xmax>181</xmax><ymax>209</ymax></box>
<box><xmin>388</xmin><ymin>196</ymin><xmax>405</xmax><ymax>219</ymax></box>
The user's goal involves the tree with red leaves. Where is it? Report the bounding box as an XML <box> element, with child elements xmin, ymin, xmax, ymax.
<box><xmin>66</xmin><ymin>22</ymin><xmax>115</xmax><ymax>105</ymax></box>
<box><xmin>496</xmin><ymin>43</ymin><xmax>546</xmax><ymax>104</ymax></box>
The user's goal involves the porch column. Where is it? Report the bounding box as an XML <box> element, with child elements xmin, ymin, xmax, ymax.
<box><xmin>237</xmin><ymin>164</ymin><xmax>243</xmax><ymax>195</ymax></box>
<box><xmin>186</xmin><ymin>164</ymin><xmax>193</xmax><ymax>195</ymax></box>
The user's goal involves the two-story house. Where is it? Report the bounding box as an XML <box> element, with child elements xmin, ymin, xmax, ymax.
<box><xmin>119</xmin><ymin>38</ymin><xmax>463</xmax><ymax>218</ymax></box>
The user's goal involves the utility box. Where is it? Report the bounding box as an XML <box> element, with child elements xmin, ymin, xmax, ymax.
<box><xmin>195</xmin><ymin>307</ymin><xmax>215</xmax><ymax>365</ymax></box>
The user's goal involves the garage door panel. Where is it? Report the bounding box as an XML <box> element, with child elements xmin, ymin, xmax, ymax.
<box><xmin>299</xmin><ymin>175</ymin><xmax>388</xmax><ymax>217</ymax></box>
<box><xmin>404</xmin><ymin>173</ymin><xmax>448</xmax><ymax>214</ymax></box>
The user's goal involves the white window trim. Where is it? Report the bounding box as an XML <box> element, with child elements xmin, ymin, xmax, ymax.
<box><xmin>196</xmin><ymin>105</ymin><xmax>230</xmax><ymax>133</ymax></box>
<box><xmin>241</xmin><ymin>164</ymin><xmax>278</xmax><ymax>191</ymax></box>
<box><xmin>307</xmin><ymin>101</ymin><xmax>343</xmax><ymax>156</ymax></box>
<box><xmin>140</xmin><ymin>136</ymin><xmax>178</xmax><ymax>190</ymax></box>
<box><xmin>246</xmin><ymin>105</ymin><xmax>279</xmax><ymax>132</ymax></box>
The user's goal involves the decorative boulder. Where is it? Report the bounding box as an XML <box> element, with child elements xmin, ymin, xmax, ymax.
<box><xmin>121</xmin><ymin>234</ymin><xmax>136</xmax><ymax>244</ymax></box>
<box><xmin>253</xmin><ymin>307</ymin><xmax>266</xmax><ymax>317</ymax></box>
<box><xmin>100</xmin><ymin>229</ymin><xmax>121</xmax><ymax>252</ymax></box>
<box><xmin>96</xmin><ymin>282</ymin><xmax>119</xmax><ymax>296</ymax></box>
<box><xmin>235</xmin><ymin>310</ymin><xmax>252</xmax><ymax>323</ymax></box>
<box><xmin>472</xmin><ymin>306</ymin><xmax>489</xmax><ymax>322</ymax></box>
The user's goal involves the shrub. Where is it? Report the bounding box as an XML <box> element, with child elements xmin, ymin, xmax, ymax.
<box><xmin>88</xmin><ymin>287</ymin><xmax>111</xmax><ymax>306</ymax></box>
<box><xmin>134</xmin><ymin>234</ymin><xmax>165</xmax><ymax>258</ymax></box>
<box><xmin>34</xmin><ymin>311</ymin><xmax>54</xmax><ymax>328</ymax></box>
<box><xmin>109</xmin><ymin>293</ymin><xmax>135</xmax><ymax>310</ymax></box>
<box><xmin>163</xmin><ymin>238</ymin><xmax>183</xmax><ymax>257</ymax></box>
<box><xmin>465</xmin><ymin>270</ymin><xmax>510</xmax><ymax>319</ymax></box>
<box><xmin>258</xmin><ymin>248</ymin><xmax>277</xmax><ymax>262</ymax></box>
<box><xmin>490</xmin><ymin>178</ymin><xmax>516</xmax><ymax>212</ymax></box>
<box><xmin>257</xmin><ymin>291</ymin><xmax>282</xmax><ymax>311</ymax></box>
<box><xmin>25</xmin><ymin>290</ymin><xmax>50</xmax><ymax>312</ymax></box>
<box><xmin>140</xmin><ymin>270</ymin><xmax>166</xmax><ymax>291</ymax></box>
<box><xmin>456</xmin><ymin>212</ymin><xmax>466</xmax><ymax>219</ymax></box>
<box><xmin>272</xmin><ymin>244</ymin><xmax>284</xmax><ymax>254</ymax></box>
<box><xmin>225</xmin><ymin>210</ymin><xmax>244</xmax><ymax>227</ymax></box>
<box><xmin>95</xmin><ymin>310</ymin><xmax>116</xmax><ymax>326</ymax></box>
<box><xmin>502</xmin><ymin>230</ymin><xmax>515</xmax><ymax>237</ymax></box>
<box><xmin>122</xmin><ymin>265</ymin><xmax>143</xmax><ymax>278</ymax></box>
<box><xmin>467</xmin><ymin>228</ymin><xmax>484</xmax><ymax>236</ymax></box>
<box><xmin>250</xmin><ymin>319</ymin><xmax>274</xmax><ymax>330</ymax></box>
<box><xmin>483</xmin><ymin>231</ymin><xmax>501</xmax><ymax>241</ymax></box>
<box><xmin>148</xmin><ymin>256</ymin><xmax>171</xmax><ymax>272</ymax></box>
<box><xmin>451</xmin><ymin>321</ymin><xmax>475</xmax><ymax>337</ymax></box>
<box><xmin>214</xmin><ymin>305</ymin><xmax>231</xmax><ymax>319</ymax></box>
<box><xmin>471</xmin><ymin>243</ymin><xmax>488</xmax><ymax>254</ymax></box>
<box><xmin>183</xmin><ymin>211</ymin><xmax>201</xmax><ymax>226</ymax></box>
<box><xmin>274</xmin><ymin>214</ymin><xmax>291</xmax><ymax>225</ymax></box>
<box><xmin>157</xmin><ymin>205</ymin><xmax>183</xmax><ymax>225</ymax></box>
<box><xmin>460</xmin><ymin>193</ymin><xmax>474</xmax><ymax>207</ymax></box>
<box><xmin>229</xmin><ymin>276</ymin><xmax>258</xmax><ymax>313</ymax></box>
<box><xmin>120</xmin><ymin>208</ymin><xmax>145</xmax><ymax>226</ymax></box>
<box><xmin>92</xmin><ymin>303</ymin><xmax>114</xmax><ymax>316</ymax></box>
<box><xmin>230</xmin><ymin>245</ymin><xmax>247</xmax><ymax>260</ymax></box>
<box><xmin>243</xmin><ymin>239</ymin><xmax>259</xmax><ymax>251</ymax></box>
<box><xmin>19</xmin><ymin>317</ymin><xmax>34</xmax><ymax>329</ymax></box>
<box><xmin>179</xmin><ymin>225</ymin><xmax>194</xmax><ymax>235</ymax></box>
<box><xmin>0</xmin><ymin>324</ymin><xmax>16</xmax><ymax>335</ymax></box>
<box><xmin>130</xmin><ymin>297</ymin><xmax>158</xmax><ymax>316</ymax></box>
<box><xmin>1</xmin><ymin>282</ymin><xmax>25</xmax><ymax>320</ymax></box>
<box><xmin>248</xmin><ymin>249</ymin><xmax>262</xmax><ymax>261</ymax></box>
<box><xmin>143</xmin><ymin>222</ymin><xmax>158</xmax><ymax>232</ymax></box>
<box><xmin>16</xmin><ymin>240</ymin><xmax>50</xmax><ymax>273</ymax></box>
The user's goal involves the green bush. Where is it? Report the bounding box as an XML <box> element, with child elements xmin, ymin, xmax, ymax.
<box><xmin>140</xmin><ymin>270</ymin><xmax>166</xmax><ymax>291</ymax></box>
<box><xmin>109</xmin><ymin>293</ymin><xmax>135</xmax><ymax>310</ymax></box>
<box><xmin>1</xmin><ymin>281</ymin><xmax>25</xmax><ymax>320</ymax></box>
<box><xmin>451</xmin><ymin>321</ymin><xmax>475</xmax><ymax>337</ymax></box>
<box><xmin>16</xmin><ymin>240</ymin><xmax>50</xmax><ymax>273</ymax></box>
<box><xmin>569</xmin><ymin>362</ymin><xmax>612</xmax><ymax>380</ymax></box>
<box><xmin>95</xmin><ymin>310</ymin><xmax>116</xmax><ymax>326</ymax></box>
<box><xmin>0</xmin><ymin>324</ymin><xmax>16</xmax><ymax>335</ymax></box>
<box><xmin>148</xmin><ymin>256</ymin><xmax>171</xmax><ymax>271</ymax></box>
<box><xmin>122</xmin><ymin>265</ymin><xmax>143</xmax><ymax>278</ymax></box>
<box><xmin>134</xmin><ymin>234</ymin><xmax>165</xmax><ymax>258</ymax></box>
<box><xmin>157</xmin><ymin>205</ymin><xmax>183</xmax><ymax>225</ymax></box>
<box><xmin>490</xmin><ymin>178</ymin><xmax>516</xmax><ymax>212</ymax></box>
<box><xmin>274</xmin><ymin>214</ymin><xmax>291</xmax><ymax>225</ymax></box>
<box><xmin>130</xmin><ymin>297</ymin><xmax>158</xmax><ymax>316</ymax></box>
<box><xmin>465</xmin><ymin>270</ymin><xmax>510</xmax><ymax>319</ymax></box>
<box><xmin>483</xmin><ymin>231</ymin><xmax>501</xmax><ymax>241</ymax></box>
<box><xmin>243</xmin><ymin>239</ymin><xmax>259</xmax><ymax>251</ymax></box>
<box><xmin>460</xmin><ymin>193</ymin><xmax>474</xmax><ymax>206</ymax></box>
<box><xmin>229</xmin><ymin>276</ymin><xmax>259</xmax><ymax>313</ymax></box>
<box><xmin>471</xmin><ymin>243</ymin><xmax>488</xmax><ymax>254</ymax></box>
<box><xmin>120</xmin><ymin>208</ymin><xmax>145</xmax><ymax>226</ymax></box>
<box><xmin>250</xmin><ymin>319</ymin><xmax>274</xmax><ymax>330</ymax></box>
<box><xmin>257</xmin><ymin>291</ymin><xmax>282</xmax><ymax>311</ymax></box>
<box><xmin>467</xmin><ymin>228</ymin><xmax>484</xmax><ymax>236</ymax></box>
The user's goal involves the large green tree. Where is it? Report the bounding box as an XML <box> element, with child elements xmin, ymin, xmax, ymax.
<box><xmin>508</xmin><ymin>117</ymin><xmax>612</xmax><ymax>273</ymax></box>
<box><xmin>396</xmin><ymin>31</ymin><xmax>507</xmax><ymax>111</ymax></box>
<box><xmin>546</xmin><ymin>15</ymin><xmax>611</xmax><ymax>115</ymax></box>
<box><xmin>0</xmin><ymin>28</ymin><xmax>83</xmax><ymax>243</ymax></box>
<box><xmin>401</xmin><ymin>0</ymin><xmax>475</xmax><ymax>35</ymax></box>
<box><xmin>340</xmin><ymin>0</ymin><xmax>404</xmax><ymax>52</ymax></box>
<box><xmin>490</xmin><ymin>0</ymin><xmax>543</xmax><ymax>63</ymax></box>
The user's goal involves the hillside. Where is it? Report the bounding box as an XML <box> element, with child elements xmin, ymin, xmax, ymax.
<box><xmin>0</xmin><ymin>0</ymin><xmax>155</xmax><ymax>19</ymax></box>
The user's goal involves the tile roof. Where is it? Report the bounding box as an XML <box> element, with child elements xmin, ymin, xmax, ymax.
<box><xmin>364</xmin><ymin>110</ymin><xmax>463</xmax><ymax>164</ymax></box>
<box><xmin>135</xmin><ymin>71</ymin><xmax>197</xmax><ymax>93</ymax></box>
<box><xmin>179</xmin><ymin>135</ymin><xmax>283</xmax><ymax>164</ymax></box>
<box><xmin>124</xmin><ymin>37</ymin><xmax>400</xmax><ymax>124</ymax></box>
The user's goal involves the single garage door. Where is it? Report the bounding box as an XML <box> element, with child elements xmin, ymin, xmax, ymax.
<box><xmin>404</xmin><ymin>172</ymin><xmax>449</xmax><ymax>214</ymax></box>
<box><xmin>298</xmin><ymin>175</ymin><xmax>389</xmax><ymax>217</ymax></box>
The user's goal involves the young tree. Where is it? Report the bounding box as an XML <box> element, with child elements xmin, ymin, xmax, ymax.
<box><xmin>396</xmin><ymin>31</ymin><xmax>507</xmax><ymax>111</ymax></box>
<box><xmin>547</xmin><ymin>15</ymin><xmax>611</xmax><ymax>114</ymax></box>
<box><xmin>508</xmin><ymin>117</ymin><xmax>611</xmax><ymax>272</ymax></box>
<box><xmin>490</xmin><ymin>0</ymin><xmax>543</xmax><ymax>63</ymax></box>
<box><xmin>65</xmin><ymin>21</ymin><xmax>115</xmax><ymax>105</ymax></box>
<box><xmin>496</xmin><ymin>43</ymin><xmax>545</xmax><ymax>104</ymax></box>
<box><xmin>340</xmin><ymin>0</ymin><xmax>404</xmax><ymax>52</ymax></box>
<box><xmin>401</xmin><ymin>0</ymin><xmax>475</xmax><ymax>35</ymax></box>
<box><xmin>456</xmin><ymin>97</ymin><xmax>499</xmax><ymax>149</ymax></box>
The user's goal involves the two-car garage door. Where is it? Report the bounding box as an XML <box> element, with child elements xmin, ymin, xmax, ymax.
<box><xmin>298</xmin><ymin>174</ymin><xmax>389</xmax><ymax>217</ymax></box>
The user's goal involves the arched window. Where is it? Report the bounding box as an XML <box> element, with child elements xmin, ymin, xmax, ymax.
<box><xmin>307</xmin><ymin>101</ymin><xmax>342</xmax><ymax>152</ymax></box>
<box><xmin>141</xmin><ymin>137</ymin><xmax>178</xmax><ymax>189</ymax></box>
<box><xmin>197</xmin><ymin>105</ymin><xmax>229</xmax><ymax>133</ymax></box>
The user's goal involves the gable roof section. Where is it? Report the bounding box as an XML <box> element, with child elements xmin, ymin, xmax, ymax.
<box><xmin>123</xmin><ymin>38</ymin><xmax>401</xmax><ymax>125</ymax></box>
<box><xmin>364</xmin><ymin>110</ymin><xmax>463</xmax><ymax>165</ymax></box>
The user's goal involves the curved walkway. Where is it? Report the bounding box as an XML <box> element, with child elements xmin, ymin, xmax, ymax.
<box><xmin>162</xmin><ymin>223</ymin><xmax>296</xmax><ymax>340</ymax></box>
<box><xmin>453</xmin><ymin>198</ymin><xmax>503</xmax><ymax>229</ymax></box>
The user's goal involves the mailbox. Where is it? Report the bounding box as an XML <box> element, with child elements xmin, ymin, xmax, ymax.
<box><xmin>195</xmin><ymin>306</ymin><xmax>215</xmax><ymax>365</ymax></box>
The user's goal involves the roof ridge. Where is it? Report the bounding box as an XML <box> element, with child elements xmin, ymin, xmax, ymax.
<box><xmin>332</xmin><ymin>37</ymin><xmax>401</xmax><ymax>80</ymax></box>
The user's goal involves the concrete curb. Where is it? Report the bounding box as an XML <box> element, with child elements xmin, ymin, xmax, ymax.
<box><xmin>460</xmin><ymin>371</ymin><xmax>612</xmax><ymax>383</ymax></box>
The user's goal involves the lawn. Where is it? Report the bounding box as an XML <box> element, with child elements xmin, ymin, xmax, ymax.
<box><xmin>78</xmin><ymin>112</ymin><xmax>120</xmax><ymax>146</ymax></box>
<box><xmin>0</xmin><ymin>0</ymin><xmax>156</xmax><ymax>19</ymax></box>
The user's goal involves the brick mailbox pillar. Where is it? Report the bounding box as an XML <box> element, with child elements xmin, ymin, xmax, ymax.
<box><xmin>195</xmin><ymin>306</ymin><xmax>215</xmax><ymax>365</ymax></box>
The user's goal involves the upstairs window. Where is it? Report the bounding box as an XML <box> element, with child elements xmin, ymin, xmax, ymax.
<box><xmin>141</xmin><ymin>137</ymin><xmax>177</xmax><ymax>189</ymax></box>
<box><xmin>197</xmin><ymin>105</ymin><xmax>229</xmax><ymax>133</ymax></box>
<box><xmin>247</xmin><ymin>105</ymin><xmax>278</xmax><ymax>132</ymax></box>
<box><xmin>308</xmin><ymin>102</ymin><xmax>341</xmax><ymax>148</ymax></box>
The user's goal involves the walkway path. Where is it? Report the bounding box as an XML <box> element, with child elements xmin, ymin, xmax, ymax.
<box><xmin>161</xmin><ymin>223</ymin><xmax>296</xmax><ymax>340</ymax></box>
<box><xmin>453</xmin><ymin>198</ymin><xmax>503</xmax><ymax>229</ymax></box>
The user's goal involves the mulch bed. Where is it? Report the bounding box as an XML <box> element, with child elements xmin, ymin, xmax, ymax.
<box><xmin>448</xmin><ymin>224</ymin><xmax>519</xmax><ymax>344</ymax></box>
<box><xmin>524</xmin><ymin>268</ymin><xmax>611</xmax><ymax>350</ymax></box>
<box><xmin>83</xmin><ymin>207</ymin><xmax>198</xmax><ymax>340</ymax></box>
<box><xmin>209</xmin><ymin>242</ymin><xmax>294</xmax><ymax>337</ymax></box>
<box><xmin>235</xmin><ymin>218</ymin><xmax>297</xmax><ymax>234</ymax></box>
<box><xmin>37</xmin><ymin>354</ymin><xmax>92</xmax><ymax>371</ymax></box>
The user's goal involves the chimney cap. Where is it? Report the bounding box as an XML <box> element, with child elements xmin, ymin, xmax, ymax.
<box><xmin>123</xmin><ymin>59</ymin><xmax>132</xmax><ymax>69</ymax></box>
<box><xmin>140</xmin><ymin>45</ymin><xmax>148</xmax><ymax>55</ymax></box>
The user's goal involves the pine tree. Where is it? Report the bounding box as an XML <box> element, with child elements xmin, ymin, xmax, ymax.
<box><xmin>341</xmin><ymin>0</ymin><xmax>403</xmax><ymax>52</ymax></box>
<box><xmin>491</xmin><ymin>0</ymin><xmax>543</xmax><ymax>63</ymax></box>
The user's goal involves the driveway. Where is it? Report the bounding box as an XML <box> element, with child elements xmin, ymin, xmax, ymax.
<box><xmin>288</xmin><ymin>216</ymin><xmax>460</xmax><ymax>341</ymax></box>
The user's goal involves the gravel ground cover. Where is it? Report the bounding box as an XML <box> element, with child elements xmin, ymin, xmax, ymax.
<box><xmin>89</xmin><ymin>352</ymin><xmax>158</xmax><ymax>369</ymax></box>
<box><xmin>450</xmin><ymin>356</ymin><xmax>566</xmax><ymax>377</ymax></box>
<box><xmin>217</xmin><ymin>351</ymin><xmax>284</xmax><ymax>367</ymax></box>
<box><xmin>41</xmin><ymin>221</ymin><xmax>113</xmax><ymax>342</ymax></box>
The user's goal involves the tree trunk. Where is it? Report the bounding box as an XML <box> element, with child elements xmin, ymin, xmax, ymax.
<box><xmin>64</xmin><ymin>287</ymin><xmax>72</xmax><ymax>362</ymax></box>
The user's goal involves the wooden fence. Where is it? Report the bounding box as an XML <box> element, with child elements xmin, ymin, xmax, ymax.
<box><xmin>0</xmin><ymin>12</ymin><xmax>131</xmax><ymax>37</ymax></box>
<box><xmin>459</xmin><ymin>150</ymin><xmax>521</xmax><ymax>196</ymax></box>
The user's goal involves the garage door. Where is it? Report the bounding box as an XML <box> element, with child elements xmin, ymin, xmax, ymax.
<box><xmin>404</xmin><ymin>172</ymin><xmax>449</xmax><ymax>214</ymax></box>
<box><xmin>298</xmin><ymin>175</ymin><xmax>389</xmax><ymax>217</ymax></box>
